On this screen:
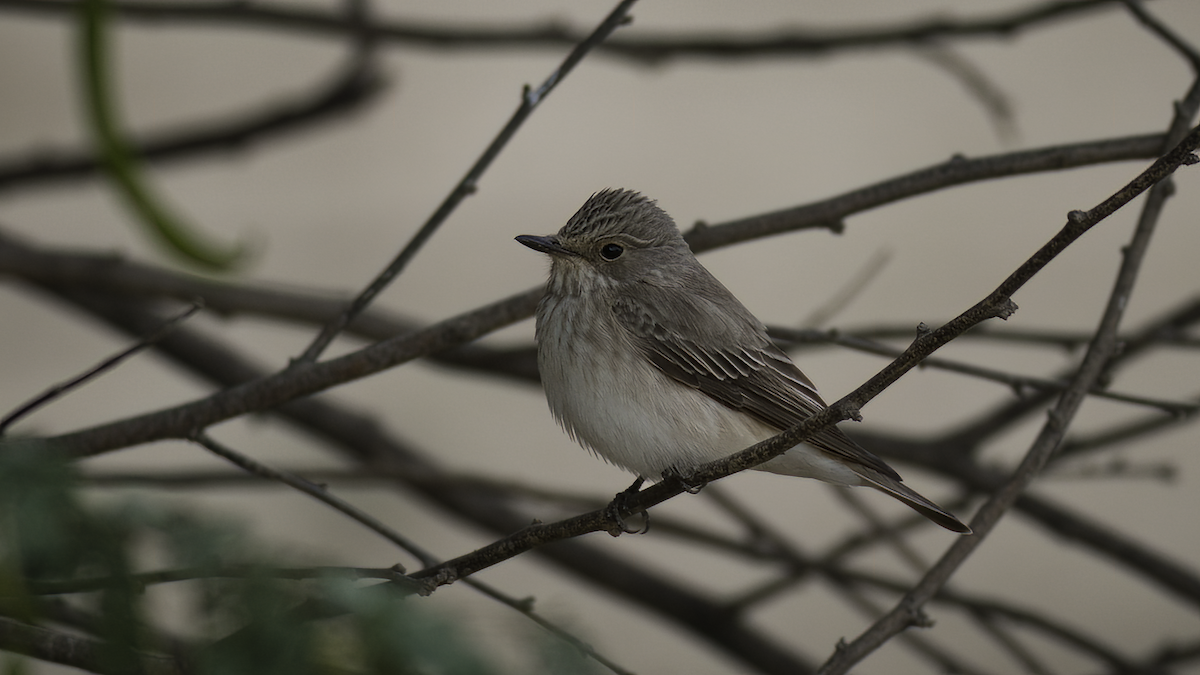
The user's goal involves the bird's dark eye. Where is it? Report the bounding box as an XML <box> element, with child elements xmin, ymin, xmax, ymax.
<box><xmin>599</xmin><ymin>243</ymin><xmax>624</xmax><ymax>260</ymax></box>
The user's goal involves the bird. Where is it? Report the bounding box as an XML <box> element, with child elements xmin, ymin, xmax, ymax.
<box><xmin>516</xmin><ymin>189</ymin><xmax>970</xmax><ymax>534</ymax></box>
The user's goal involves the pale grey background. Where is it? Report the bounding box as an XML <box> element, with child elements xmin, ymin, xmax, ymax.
<box><xmin>2</xmin><ymin>1</ymin><xmax>1199</xmax><ymax>673</ymax></box>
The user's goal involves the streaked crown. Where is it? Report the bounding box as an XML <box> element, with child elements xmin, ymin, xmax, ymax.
<box><xmin>558</xmin><ymin>189</ymin><xmax>683</xmax><ymax>247</ymax></box>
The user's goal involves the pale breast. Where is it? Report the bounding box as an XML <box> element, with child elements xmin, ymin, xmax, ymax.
<box><xmin>535</xmin><ymin>291</ymin><xmax>771</xmax><ymax>478</ymax></box>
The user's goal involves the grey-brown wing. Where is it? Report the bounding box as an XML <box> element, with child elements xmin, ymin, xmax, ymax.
<box><xmin>613</xmin><ymin>293</ymin><xmax>901</xmax><ymax>481</ymax></box>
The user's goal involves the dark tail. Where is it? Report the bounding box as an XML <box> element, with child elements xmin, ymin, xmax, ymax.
<box><xmin>854</xmin><ymin>467</ymin><xmax>972</xmax><ymax>534</ymax></box>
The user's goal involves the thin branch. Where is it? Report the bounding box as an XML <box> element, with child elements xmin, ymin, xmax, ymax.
<box><xmin>1057</xmin><ymin>398</ymin><xmax>1199</xmax><ymax>457</ymax></box>
<box><xmin>914</xmin><ymin>44</ymin><xmax>1016</xmax><ymax>143</ymax></box>
<box><xmin>836</xmin><ymin>569</ymin><xmax>1140</xmax><ymax>671</ymax></box>
<box><xmin>1125</xmin><ymin>0</ymin><xmax>1200</xmax><ymax>71</ymax></box>
<box><xmin>0</xmin><ymin>133</ymin><xmax>1177</xmax><ymax>387</ymax></box>
<box><xmin>294</xmin><ymin>0</ymin><xmax>638</xmax><ymax>364</ymax></box>
<box><xmin>936</xmin><ymin>294</ymin><xmax>1200</xmax><ymax>453</ymax></box>
<box><xmin>703</xmin><ymin>489</ymin><xmax>993</xmax><ymax>675</ymax></box>
<box><xmin>771</xmin><ymin>326</ymin><xmax>1198</xmax><ymax>416</ymax></box>
<box><xmin>191</xmin><ymin>432</ymin><xmax>436</xmax><ymax>570</ymax></box>
<box><xmin>458</xmin><ymin>580</ymin><xmax>638</xmax><ymax>675</ymax></box>
<box><xmin>0</xmin><ymin>301</ymin><xmax>201</xmax><ymax>435</ymax></box>
<box><xmin>683</xmin><ymin>133</ymin><xmax>1167</xmax><ymax>253</ymax></box>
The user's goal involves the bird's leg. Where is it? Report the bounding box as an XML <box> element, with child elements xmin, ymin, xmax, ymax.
<box><xmin>663</xmin><ymin>467</ymin><xmax>707</xmax><ymax>495</ymax></box>
<box><xmin>604</xmin><ymin>476</ymin><xmax>649</xmax><ymax>536</ymax></box>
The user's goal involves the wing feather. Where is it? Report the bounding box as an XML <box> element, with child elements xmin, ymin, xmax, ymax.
<box><xmin>613</xmin><ymin>287</ymin><xmax>901</xmax><ymax>481</ymax></box>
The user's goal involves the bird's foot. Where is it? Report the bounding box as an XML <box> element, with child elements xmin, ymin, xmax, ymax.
<box><xmin>604</xmin><ymin>477</ymin><xmax>649</xmax><ymax>536</ymax></box>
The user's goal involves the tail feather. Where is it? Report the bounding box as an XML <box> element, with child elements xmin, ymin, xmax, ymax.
<box><xmin>854</xmin><ymin>468</ymin><xmax>972</xmax><ymax>534</ymax></box>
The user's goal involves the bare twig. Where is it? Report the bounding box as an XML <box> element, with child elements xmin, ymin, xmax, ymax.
<box><xmin>294</xmin><ymin>0</ymin><xmax>639</xmax><ymax>364</ymax></box>
<box><xmin>771</xmin><ymin>326</ymin><xmax>1198</xmax><ymax>416</ymax></box>
<box><xmin>192</xmin><ymin>432</ymin><xmax>435</xmax><ymax>569</ymax></box>
<box><xmin>0</xmin><ymin>301</ymin><xmax>201</xmax><ymax>435</ymax></box>
<box><xmin>683</xmin><ymin>133</ymin><xmax>1167</xmax><ymax>253</ymax></box>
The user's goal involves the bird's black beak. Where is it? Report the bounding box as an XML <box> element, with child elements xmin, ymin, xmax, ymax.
<box><xmin>515</xmin><ymin>234</ymin><xmax>578</xmax><ymax>257</ymax></box>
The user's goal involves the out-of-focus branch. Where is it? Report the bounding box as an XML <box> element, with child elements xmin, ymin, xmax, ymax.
<box><xmin>1056</xmin><ymin>399</ymin><xmax>1200</xmax><ymax>457</ymax></box>
<box><xmin>0</xmin><ymin>51</ymin><xmax>385</xmax><ymax>194</ymax></box>
<box><xmin>21</xmin><ymin>565</ymin><xmax>410</xmax><ymax>596</ymax></box>
<box><xmin>0</xmin><ymin>616</ymin><xmax>185</xmax><ymax>675</ymax></box>
<box><xmin>0</xmin><ymin>0</ymin><xmax>1135</xmax><ymax>61</ymax></box>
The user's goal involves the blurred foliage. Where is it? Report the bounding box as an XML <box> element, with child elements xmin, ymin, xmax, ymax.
<box><xmin>0</xmin><ymin>443</ymin><xmax>595</xmax><ymax>675</ymax></box>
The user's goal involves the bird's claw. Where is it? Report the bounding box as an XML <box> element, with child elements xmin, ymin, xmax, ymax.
<box><xmin>604</xmin><ymin>477</ymin><xmax>649</xmax><ymax>536</ymax></box>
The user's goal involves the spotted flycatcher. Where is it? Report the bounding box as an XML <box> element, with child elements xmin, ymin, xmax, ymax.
<box><xmin>517</xmin><ymin>189</ymin><xmax>969</xmax><ymax>533</ymax></box>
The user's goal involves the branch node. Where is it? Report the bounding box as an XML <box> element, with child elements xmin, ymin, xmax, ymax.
<box><xmin>906</xmin><ymin>602</ymin><xmax>934</xmax><ymax>629</ymax></box>
<box><xmin>434</xmin><ymin>566</ymin><xmax>459</xmax><ymax>587</ymax></box>
<box><xmin>840</xmin><ymin>402</ymin><xmax>864</xmax><ymax>423</ymax></box>
<box><xmin>991</xmin><ymin>298</ymin><xmax>1018</xmax><ymax>320</ymax></box>
<box><xmin>1067</xmin><ymin>209</ymin><xmax>1089</xmax><ymax>224</ymax></box>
